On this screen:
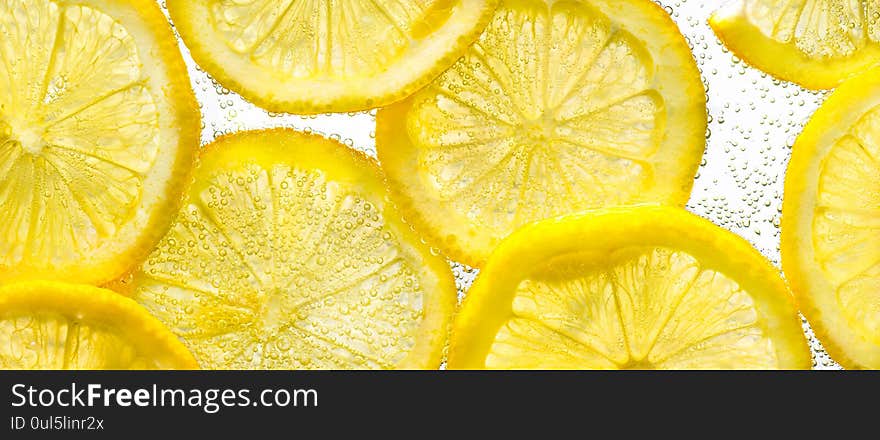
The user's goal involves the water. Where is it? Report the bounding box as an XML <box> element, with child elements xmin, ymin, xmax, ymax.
<box><xmin>157</xmin><ymin>0</ymin><xmax>841</xmax><ymax>369</ymax></box>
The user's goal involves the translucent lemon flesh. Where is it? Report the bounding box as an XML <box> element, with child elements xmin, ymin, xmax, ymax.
<box><xmin>129</xmin><ymin>130</ymin><xmax>454</xmax><ymax>370</ymax></box>
<box><xmin>377</xmin><ymin>0</ymin><xmax>706</xmax><ymax>265</ymax></box>
<box><xmin>744</xmin><ymin>0</ymin><xmax>880</xmax><ymax>58</ymax></box>
<box><xmin>710</xmin><ymin>0</ymin><xmax>880</xmax><ymax>89</ymax></box>
<box><xmin>214</xmin><ymin>0</ymin><xmax>449</xmax><ymax>78</ymax></box>
<box><xmin>489</xmin><ymin>248</ymin><xmax>776</xmax><ymax>369</ymax></box>
<box><xmin>0</xmin><ymin>0</ymin><xmax>198</xmax><ymax>283</ymax></box>
<box><xmin>168</xmin><ymin>0</ymin><xmax>498</xmax><ymax>113</ymax></box>
<box><xmin>782</xmin><ymin>70</ymin><xmax>880</xmax><ymax>368</ymax></box>
<box><xmin>814</xmin><ymin>107</ymin><xmax>880</xmax><ymax>339</ymax></box>
<box><xmin>450</xmin><ymin>207</ymin><xmax>810</xmax><ymax>370</ymax></box>
<box><xmin>0</xmin><ymin>282</ymin><xmax>197</xmax><ymax>370</ymax></box>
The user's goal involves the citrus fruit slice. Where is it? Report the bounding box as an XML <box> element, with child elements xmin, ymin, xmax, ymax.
<box><xmin>0</xmin><ymin>0</ymin><xmax>200</xmax><ymax>284</ymax></box>
<box><xmin>376</xmin><ymin>0</ymin><xmax>706</xmax><ymax>266</ymax></box>
<box><xmin>167</xmin><ymin>0</ymin><xmax>498</xmax><ymax>114</ymax></box>
<box><xmin>782</xmin><ymin>69</ymin><xmax>880</xmax><ymax>369</ymax></box>
<box><xmin>126</xmin><ymin>129</ymin><xmax>455</xmax><ymax>369</ymax></box>
<box><xmin>448</xmin><ymin>206</ymin><xmax>810</xmax><ymax>370</ymax></box>
<box><xmin>709</xmin><ymin>0</ymin><xmax>880</xmax><ymax>90</ymax></box>
<box><xmin>0</xmin><ymin>281</ymin><xmax>197</xmax><ymax>369</ymax></box>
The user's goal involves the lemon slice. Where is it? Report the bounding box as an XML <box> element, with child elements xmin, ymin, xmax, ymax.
<box><xmin>0</xmin><ymin>281</ymin><xmax>197</xmax><ymax>369</ymax></box>
<box><xmin>167</xmin><ymin>0</ymin><xmax>498</xmax><ymax>114</ymax></box>
<box><xmin>126</xmin><ymin>130</ymin><xmax>455</xmax><ymax>369</ymax></box>
<box><xmin>376</xmin><ymin>0</ymin><xmax>706</xmax><ymax>266</ymax></box>
<box><xmin>448</xmin><ymin>206</ymin><xmax>810</xmax><ymax>370</ymax></box>
<box><xmin>0</xmin><ymin>0</ymin><xmax>200</xmax><ymax>284</ymax></box>
<box><xmin>710</xmin><ymin>0</ymin><xmax>880</xmax><ymax>90</ymax></box>
<box><xmin>782</xmin><ymin>69</ymin><xmax>880</xmax><ymax>369</ymax></box>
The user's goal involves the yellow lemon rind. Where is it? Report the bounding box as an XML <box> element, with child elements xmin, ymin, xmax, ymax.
<box><xmin>781</xmin><ymin>68</ymin><xmax>880</xmax><ymax>369</ymax></box>
<box><xmin>709</xmin><ymin>8</ymin><xmax>880</xmax><ymax>90</ymax></box>
<box><xmin>167</xmin><ymin>0</ymin><xmax>500</xmax><ymax>114</ymax></box>
<box><xmin>0</xmin><ymin>280</ymin><xmax>199</xmax><ymax>370</ymax></box>
<box><xmin>449</xmin><ymin>206</ymin><xmax>811</xmax><ymax>370</ymax></box>
<box><xmin>0</xmin><ymin>0</ymin><xmax>200</xmax><ymax>286</ymax></box>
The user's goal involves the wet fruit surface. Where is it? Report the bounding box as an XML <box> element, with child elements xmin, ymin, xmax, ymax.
<box><xmin>0</xmin><ymin>0</ymin><xmax>199</xmax><ymax>284</ymax></box>
<box><xmin>168</xmin><ymin>0</ymin><xmax>498</xmax><ymax>113</ymax></box>
<box><xmin>448</xmin><ymin>207</ymin><xmax>811</xmax><ymax>370</ymax></box>
<box><xmin>782</xmin><ymin>70</ymin><xmax>880</xmax><ymax>369</ymax></box>
<box><xmin>129</xmin><ymin>130</ymin><xmax>455</xmax><ymax>369</ymax></box>
<box><xmin>377</xmin><ymin>0</ymin><xmax>706</xmax><ymax>266</ymax></box>
<box><xmin>711</xmin><ymin>0</ymin><xmax>880</xmax><ymax>89</ymax></box>
<box><xmin>170</xmin><ymin>0</ymin><xmax>844</xmax><ymax>368</ymax></box>
<box><xmin>0</xmin><ymin>281</ymin><xmax>197</xmax><ymax>369</ymax></box>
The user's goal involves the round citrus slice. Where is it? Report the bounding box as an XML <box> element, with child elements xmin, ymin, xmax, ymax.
<box><xmin>782</xmin><ymin>68</ymin><xmax>880</xmax><ymax>369</ymax></box>
<box><xmin>0</xmin><ymin>0</ymin><xmax>200</xmax><ymax>284</ymax></box>
<box><xmin>376</xmin><ymin>0</ymin><xmax>706</xmax><ymax>266</ymax></box>
<box><xmin>167</xmin><ymin>0</ymin><xmax>498</xmax><ymax>114</ymax></box>
<box><xmin>448</xmin><ymin>206</ymin><xmax>811</xmax><ymax>370</ymax></box>
<box><xmin>126</xmin><ymin>129</ymin><xmax>455</xmax><ymax>369</ymax></box>
<box><xmin>709</xmin><ymin>0</ymin><xmax>880</xmax><ymax>90</ymax></box>
<box><xmin>0</xmin><ymin>281</ymin><xmax>197</xmax><ymax>369</ymax></box>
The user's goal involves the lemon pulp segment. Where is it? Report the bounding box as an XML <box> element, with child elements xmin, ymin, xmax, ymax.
<box><xmin>0</xmin><ymin>0</ymin><xmax>199</xmax><ymax>284</ymax></box>
<box><xmin>782</xmin><ymin>69</ymin><xmax>880</xmax><ymax>368</ymax></box>
<box><xmin>377</xmin><ymin>0</ymin><xmax>706</xmax><ymax>266</ymax></box>
<box><xmin>449</xmin><ymin>207</ymin><xmax>810</xmax><ymax>370</ymax></box>
<box><xmin>0</xmin><ymin>281</ymin><xmax>197</xmax><ymax>369</ymax></box>
<box><xmin>710</xmin><ymin>0</ymin><xmax>880</xmax><ymax>89</ymax></box>
<box><xmin>168</xmin><ymin>0</ymin><xmax>499</xmax><ymax>113</ymax></box>
<box><xmin>128</xmin><ymin>130</ymin><xmax>455</xmax><ymax>370</ymax></box>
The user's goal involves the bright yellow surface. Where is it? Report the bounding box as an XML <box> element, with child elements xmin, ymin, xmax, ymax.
<box><xmin>0</xmin><ymin>0</ymin><xmax>200</xmax><ymax>284</ymax></box>
<box><xmin>710</xmin><ymin>0</ymin><xmax>880</xmax><ymax>89</ymax></box>
<box><xmin>450</xmin><ymin>206</ymin><xmax>810</xmax><ymax>370</ymax></box>
<box><xmin>782</xmin><ymin>68</ymin><xmax>880</xmax><ymax>368</ymax></box>
<box><xmin>128</xmin><ymin>130</ymin><xmax>455</xmax><ymax>370</ymax></box>
<box><xmin>377</xmin><ymin>0</ymin><xmax>706</xmax><ymax>266</ymax></box>
<box><xmin>168</xmin><ymin>0</ymin><xmax>498</xmax><ymax>113</ymax></box>
<box><xmin>0</xmin><ymin>281</ymin><xmax>197</xmax><ymax>369</ymax></box>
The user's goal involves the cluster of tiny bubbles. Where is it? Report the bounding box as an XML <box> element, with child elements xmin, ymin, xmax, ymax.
<box><xmin>663</xmin><ymin>0</ymin><xmax>839</xmax><ymax>368</ymax></box>
<box><xmin>440</xmin><ymin>262</ymin><xmax>480</xmax><ymax>370</ymax></box>
<box><xmin>449</xmin><ymin>262</ymin><xmax>479</xmax><ymax>305</ymax></box>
